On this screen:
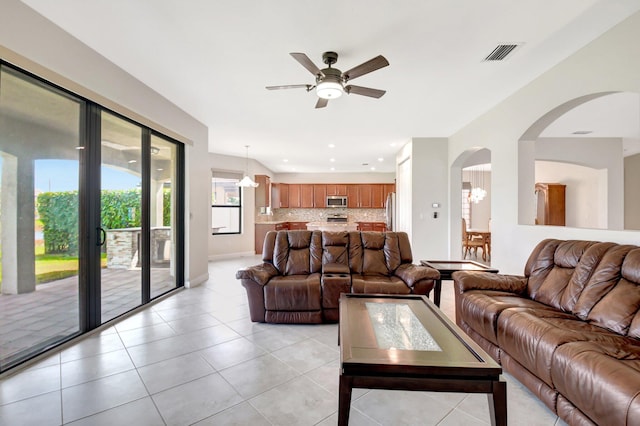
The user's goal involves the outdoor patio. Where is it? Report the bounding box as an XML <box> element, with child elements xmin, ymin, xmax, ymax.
<box><xmin>0</xmin><ymin>268</ymin><xmax>175</xmax><ymax>370</ymax></box>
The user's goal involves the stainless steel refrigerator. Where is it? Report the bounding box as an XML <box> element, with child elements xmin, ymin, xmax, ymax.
<box><xmin>385</xmin><ymin>192</ymin><xmax>396</xmax><ymax>231</ymax></box>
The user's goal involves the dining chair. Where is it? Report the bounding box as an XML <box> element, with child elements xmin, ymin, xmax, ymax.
<box><xmin>462</xmin><ymin>218</ymin><xmax>485</xmax><ymax>260</ymax></box>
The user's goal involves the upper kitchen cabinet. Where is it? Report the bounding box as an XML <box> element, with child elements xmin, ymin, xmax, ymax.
<box><xmin>326</xmin><ymin>184</ymin><xmax>347</xmax><ymax>196</ymax></box>
<box><xmin>346</xmin><ymin>184</ymin><xmax>387</xmax><ymax>208</ymax></box>
<box><xmin>288</xmin><ymin>184</ymin><xmax>301</xmax><ymax>208</ymax></box>
<box><xmin>313</xmin><ymin>184</ymin><xmax>327</xmax><ymax>208</ymax></box>
<box><xmin>300</xmin><ymin>184</ymin><xmax>315</xmax><ymax>208</ymax></box>
<box><xmin>384</xmin><ymin>184</ymin><xmax>396</xmax><ymax>198</ymax></box>
<box><xmin>255</xmin><ymin>175</ymin><xmax>271</xmax><ymax>207</ymax></box>
<box><xmin>271</xmin><ymin>183</ymin><xmax>289</xmax><ymax>208</ymax></box>
<box><xmin>347</xmin><ymin>185</ymin><xmax>359</xmax><ymax>208</ymax></box>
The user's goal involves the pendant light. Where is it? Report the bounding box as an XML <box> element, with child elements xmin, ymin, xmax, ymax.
<box><xmin>236</xmin><ymin>145</ymin><xmax>259</xmax><ymax>188</ymax></box>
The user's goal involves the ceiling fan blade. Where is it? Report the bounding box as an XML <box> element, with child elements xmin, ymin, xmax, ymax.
<box><xmin>290</xmin><ymin>53</ymin><xmax>324</xmax><ymax>77</ymax></box>
<box><xmin>266</xmin><ymin>84</ymin><xmax>312</xmax><ymax>91</ymax></box>
<box><xmin>315</xmin><ymin>98</ymin><xmax>328</xmax><ymax>109</ymax></box>
<box><xmin>343</xmin><ymin>55</ymin><xmax>389</xmax><ymax>81</ymax></box>
<box><xmin>345</xmin><ymin>85</ymin><xmax>386</xmax><ymax>98</ymax></box>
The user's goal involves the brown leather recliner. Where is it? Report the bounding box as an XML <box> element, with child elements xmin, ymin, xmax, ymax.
<box><xmin>236</xmin><ymin>230</ymin><xmax>439</xmax><ymax>324</ymax></box>
<box><xmin>454</xmin><ymin>239</ymin><xmax>640</xmax><ymax>425</ymax></box>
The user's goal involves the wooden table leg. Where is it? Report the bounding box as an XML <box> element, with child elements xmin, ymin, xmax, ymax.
<box><xmin>338</xmin><ymin>374</ymin><xmax>353</xmax><ymax>426</ymax></box>
<box><xmin>488</xmin><ymin>379</ymin><xmax>507</xmax><ymax>426</ymax></box>
<box><xmin>433</xmin><ymin>279</ymin><xmax>442</xmax><ymax>307</ymax></box>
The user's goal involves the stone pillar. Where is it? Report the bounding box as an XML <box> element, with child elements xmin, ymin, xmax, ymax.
<box><xmin>1</xmin><ymin>153</ymin><xmax>36</xmax><ymax>294</ymax></box>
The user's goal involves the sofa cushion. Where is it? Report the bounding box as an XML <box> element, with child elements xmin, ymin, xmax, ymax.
<box><xmin>264</xmin><ymin>274</ymin><xmax>321</xmax><ymax>311</ymax></box>
<box><xmin>458</xmin><ymin>291</ymin><xmax>554</xmax><ymax>346</ymax></box>
<box><xmin>351</xmin><ymin>275</ymin><xmax>409</xmax><ymax>294</ymax></box>
<box><xmin>585</xmin><ymin>248</ymin><xmax>640</xmax><ymax>336</ymax></box>
<box><xmin>551</xmin><ymin>340</ymin><xmax>640</xmax><ymax>425</ymax></box>
<box><xmin>528</xmin><ymin>240</ymin><xmax>596</xmax><ymax>310</ymax></box>
<box><xmin>322</xmin><ymin>231</ymin><xmax>349</xmax><ymax>268</ymax></box>
<box><xmin>498</xmin><ymin>309</ymin><xmax>630</xmax><ymax>388</ymax></box>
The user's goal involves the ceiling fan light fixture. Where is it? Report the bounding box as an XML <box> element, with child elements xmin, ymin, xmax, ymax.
<box><xmin>316</xmin><ymin>80</ymin><xmax>343</xmax><ymax>99</ymax></box>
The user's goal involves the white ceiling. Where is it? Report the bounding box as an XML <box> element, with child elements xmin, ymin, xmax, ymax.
<box><xmin>20</xmin><ymin>0</ymin><xmax>640</xmax><ymax>173</ymax></box>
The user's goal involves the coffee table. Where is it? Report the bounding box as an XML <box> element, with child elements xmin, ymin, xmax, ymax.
<box><xmin>338</xmin><ymin>293</ymin><xmax>506</xmax><ymax>426</ymax></box>
<box><xmin>421</xmin><ymin>260</ymin><xmax>499</xmax><ymax>307</ymax></box>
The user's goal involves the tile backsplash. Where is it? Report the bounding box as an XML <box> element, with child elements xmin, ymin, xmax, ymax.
<box><xmin>256</xmin><ymin>208</ymin><xmax>386</xmax><ymax>223</ymax></box>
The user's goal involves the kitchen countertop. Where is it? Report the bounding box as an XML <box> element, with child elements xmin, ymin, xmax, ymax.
<box><xmin>306</xmin><ymin>222</ymin><xmax>359</xmax><ymax>231</ymax></box>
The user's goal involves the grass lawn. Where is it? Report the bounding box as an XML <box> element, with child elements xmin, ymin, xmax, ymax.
<box><xmin>0</xmin><ymin>244</ymin><xmax>107</xmax><ymax>287</ymax></box>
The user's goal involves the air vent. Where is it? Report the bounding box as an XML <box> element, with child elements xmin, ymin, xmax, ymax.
<box><xmin>572</xmin><ymin>130</ymin><xmax>593</xmax><ymax>135</ymax></box>
<box><xmin>483</xmin><ymin>44</ymin><xmax>521</xmax><ymax>61</ymax></box>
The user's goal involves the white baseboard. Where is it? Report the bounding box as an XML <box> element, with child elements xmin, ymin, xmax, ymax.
<box><xmin>208</xmin><ymin>251</ymin><xmax>257</xmax><ymax>261</ymax></box>
<box><xmin>185</xmin><ymin>272</ymin><xmax>210</xmax><ymax>288</ymax></box>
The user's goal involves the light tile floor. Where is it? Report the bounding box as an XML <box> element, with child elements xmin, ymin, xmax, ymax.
<box><xmin>0</xmin><ymin>268</ymin><xmax>175</xmax><ymax>367</ymax></box>
<box><xmin>0</xmin><ymin>256</ymin><xmax>568</xmax><ymax>425</ymax></box>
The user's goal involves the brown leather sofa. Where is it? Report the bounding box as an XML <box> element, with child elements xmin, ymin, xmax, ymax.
<box><xmin>453</xmin><ymin>239</ymin><xmax>640</xmax><ymax>426</ymax></box>
<box><xmin>236</xmin><ymin>230</ymin><xmax>439</xmax><ymax>323</ymax></box>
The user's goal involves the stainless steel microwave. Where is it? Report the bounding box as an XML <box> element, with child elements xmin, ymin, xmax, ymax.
<box><xmin>326</xmin><ymin>196</ymin><xmax>348</xmax><ymax>208</ymax></box>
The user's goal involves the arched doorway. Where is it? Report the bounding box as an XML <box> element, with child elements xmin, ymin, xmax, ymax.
<box><xmin>450</xmin><ymin>148</ymin><xmax>492</xmax><ymax>262</ymax></box>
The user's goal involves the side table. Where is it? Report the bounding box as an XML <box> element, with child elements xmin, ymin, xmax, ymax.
<box><xmin>420</xmin><ymin>260</ymin><xmax>499</xmax><ymax>307</ymax></box>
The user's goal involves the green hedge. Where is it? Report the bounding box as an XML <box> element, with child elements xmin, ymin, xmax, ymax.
<box><xmin>37</xmin><ymin>188</ymin><xmax>172</xmax><ymax>255</ymax></box>
<box><xmin>37</xmin><ymin>191</ymin><xmax>79</xmax><ymax>254</ymax></box>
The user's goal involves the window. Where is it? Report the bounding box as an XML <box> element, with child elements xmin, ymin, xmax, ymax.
<box><xmin>212</xmin><ymin>175</ymin><xmax>242</xmax><ymax>234</ymax></box>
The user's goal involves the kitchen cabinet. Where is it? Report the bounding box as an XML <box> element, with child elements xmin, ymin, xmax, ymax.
<box><xmin>347</xmin><ymin>185</ymin><xmax>359</xmax><ymax>208</ymax></box>
<box><xmin>345</xmin><ymin>184</ymin><xmax>387</xmax><ymax>208</ymax></box>
<box><xmin>288</xmin><ymin>184</ymin><xmax>301</xmax><ymax>208</ymax></box>
<box><xmin>271</xmin><ymin>183</ymin><xmax>289</xmax><ymax>208</ymax></box>
<box><xmin>356</xmin><ymin>222</ymin><xmax>387</xmax><ymax>232</ymax></box>
<box><xmin>255</xmin><ymin>222</ymin><xmax>289</xmax><ymax>254</ymax></box>
<box><xmin>254</xmin><ymin>175</ymin><xmax>271</xmax><ymax>207</ymax></box>
<box><xmin>384</xmin><ymin>184</ymin><xmax>396</xmax><ymax>199</ymax></box>
<box><xmin>288</xmin><ymin>222</ymin><xmax>308</xmax><ymax>230</ymax></box>
<box><xmin>257</xmin><ymin>182</ymin><xmax>393</xmax><ymax>209</ymax></box>
<box><xmin>326</xmin><ymin>184</ymin><xmax>347</xmax><ymax>196</ymax></box>
<box><xmin>313</xmin><ymin>184</ymin><xmax>327</xmax><ymax>208</ymax></box>
<box><xmin>371</xmin><ymin>185</ymin><xmax>385</xmax><ymax>208</ymax></box>
<box><xmin>300</xmin><ymin>184</ymin><xmax>314</xmax><ymax>208</ymax></box>
<box><xmin>535</xmin><ymin>183</ymin><xmax>566</xmax><ymax>226</ymax></box>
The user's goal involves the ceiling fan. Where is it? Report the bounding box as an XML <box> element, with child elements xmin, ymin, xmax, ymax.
<box><xmin>266</xmin><ymin>51</ymin><xmax>389</xmax><ymax>108</ymax></box>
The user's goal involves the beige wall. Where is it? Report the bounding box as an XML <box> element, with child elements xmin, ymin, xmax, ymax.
<box><xmin>625</xmin><ymin>153</ymin><xmax>640</xmax><ymax>230</ymax></box>
<box><xmin>447</xmin><ymin>11</ymin><xmax>640</xmax><ymax>274</ymax></box>
<box><xmin>1</xmin><ymin>0</ymin><xmax>210</xmax><ymax>286</ymax></box>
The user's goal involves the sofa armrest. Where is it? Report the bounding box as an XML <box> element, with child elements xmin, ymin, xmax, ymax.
<box><xmin>235</xmin><ymin>263</ymin><xmax>279</xmax><ymax>286</ymax></box>
<box><xmin>452</xmin><ymin>271</ymin><xmax>528</xmax><ymax>295</ymax></box>
<box><xmin>394</xmin><ymin>263</ymin><xmax>440</xmax><ymax>288</ymax></box>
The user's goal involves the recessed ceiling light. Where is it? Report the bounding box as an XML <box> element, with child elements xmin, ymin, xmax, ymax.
<box><xmin>128</xmin><ymin>160</ymin><xmax>137</xmax><ymax>164</ymax></box>
<box><xmin>330</xmin><ymin>158</ymin><xmax>336</xmax><ymax>162</ymax></box>
<box><xmin>74</xmin><ymin>146</ymin><xmax>84</xmax><ymax>150</ymax></box>
<box><xmin>283</xmin><ymin>159</ymin><xmax>288</xmax><ymax>162</ymax></box>
<box><xmin>378</xmin><ymin>157</ymin><xmax>384</xmax><ymax>162</ymax></box>
<box><xmin>328</xmin><ymin>144</ymin><xmax>335</xmax><ymax>148</ymax></box>
<box><xmin>330</xmin><ymin>167</ymin><xmax>335</xmax><ymax>171</ymax></box>
<box><xmin>390</xmin><ymin>142</ymin><xmax>397</xmax><ymax>147</ymax></box>
<box><xmin>156</xmin><ymin>168</ymin><xmax>163</xmax><ymax>171</ymax></box>
<box><xmin>370</xmin><ymin>167</ymin><xmax>376</xmax><ymax>171</ymax></box>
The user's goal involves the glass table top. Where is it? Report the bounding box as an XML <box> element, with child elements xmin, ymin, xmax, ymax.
<box><xmin>365</xmin><ymin>302</ymin><xmax>442</xmax><ymax>351</ymax></box>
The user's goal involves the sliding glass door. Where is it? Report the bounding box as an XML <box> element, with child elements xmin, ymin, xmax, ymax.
<box><xmin>100</xmin><ymin>111</ymin><xmax>144</xmax><ymax>322</ymax></box>
<box><xmin>0</xmin><ymin>62</ymin><xmax>184</xmax><ymax>372</ymax></box>
<box><xmin>0</xmin><ymin>65</ymin><xmax>82</xmax><ymax>370</ymax></box>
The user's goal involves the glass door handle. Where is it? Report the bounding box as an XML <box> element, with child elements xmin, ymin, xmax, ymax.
<box><xmin>97</xmin><ymin>227</ymin><xmax>107</xmax><ymax>246</ymax></box>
